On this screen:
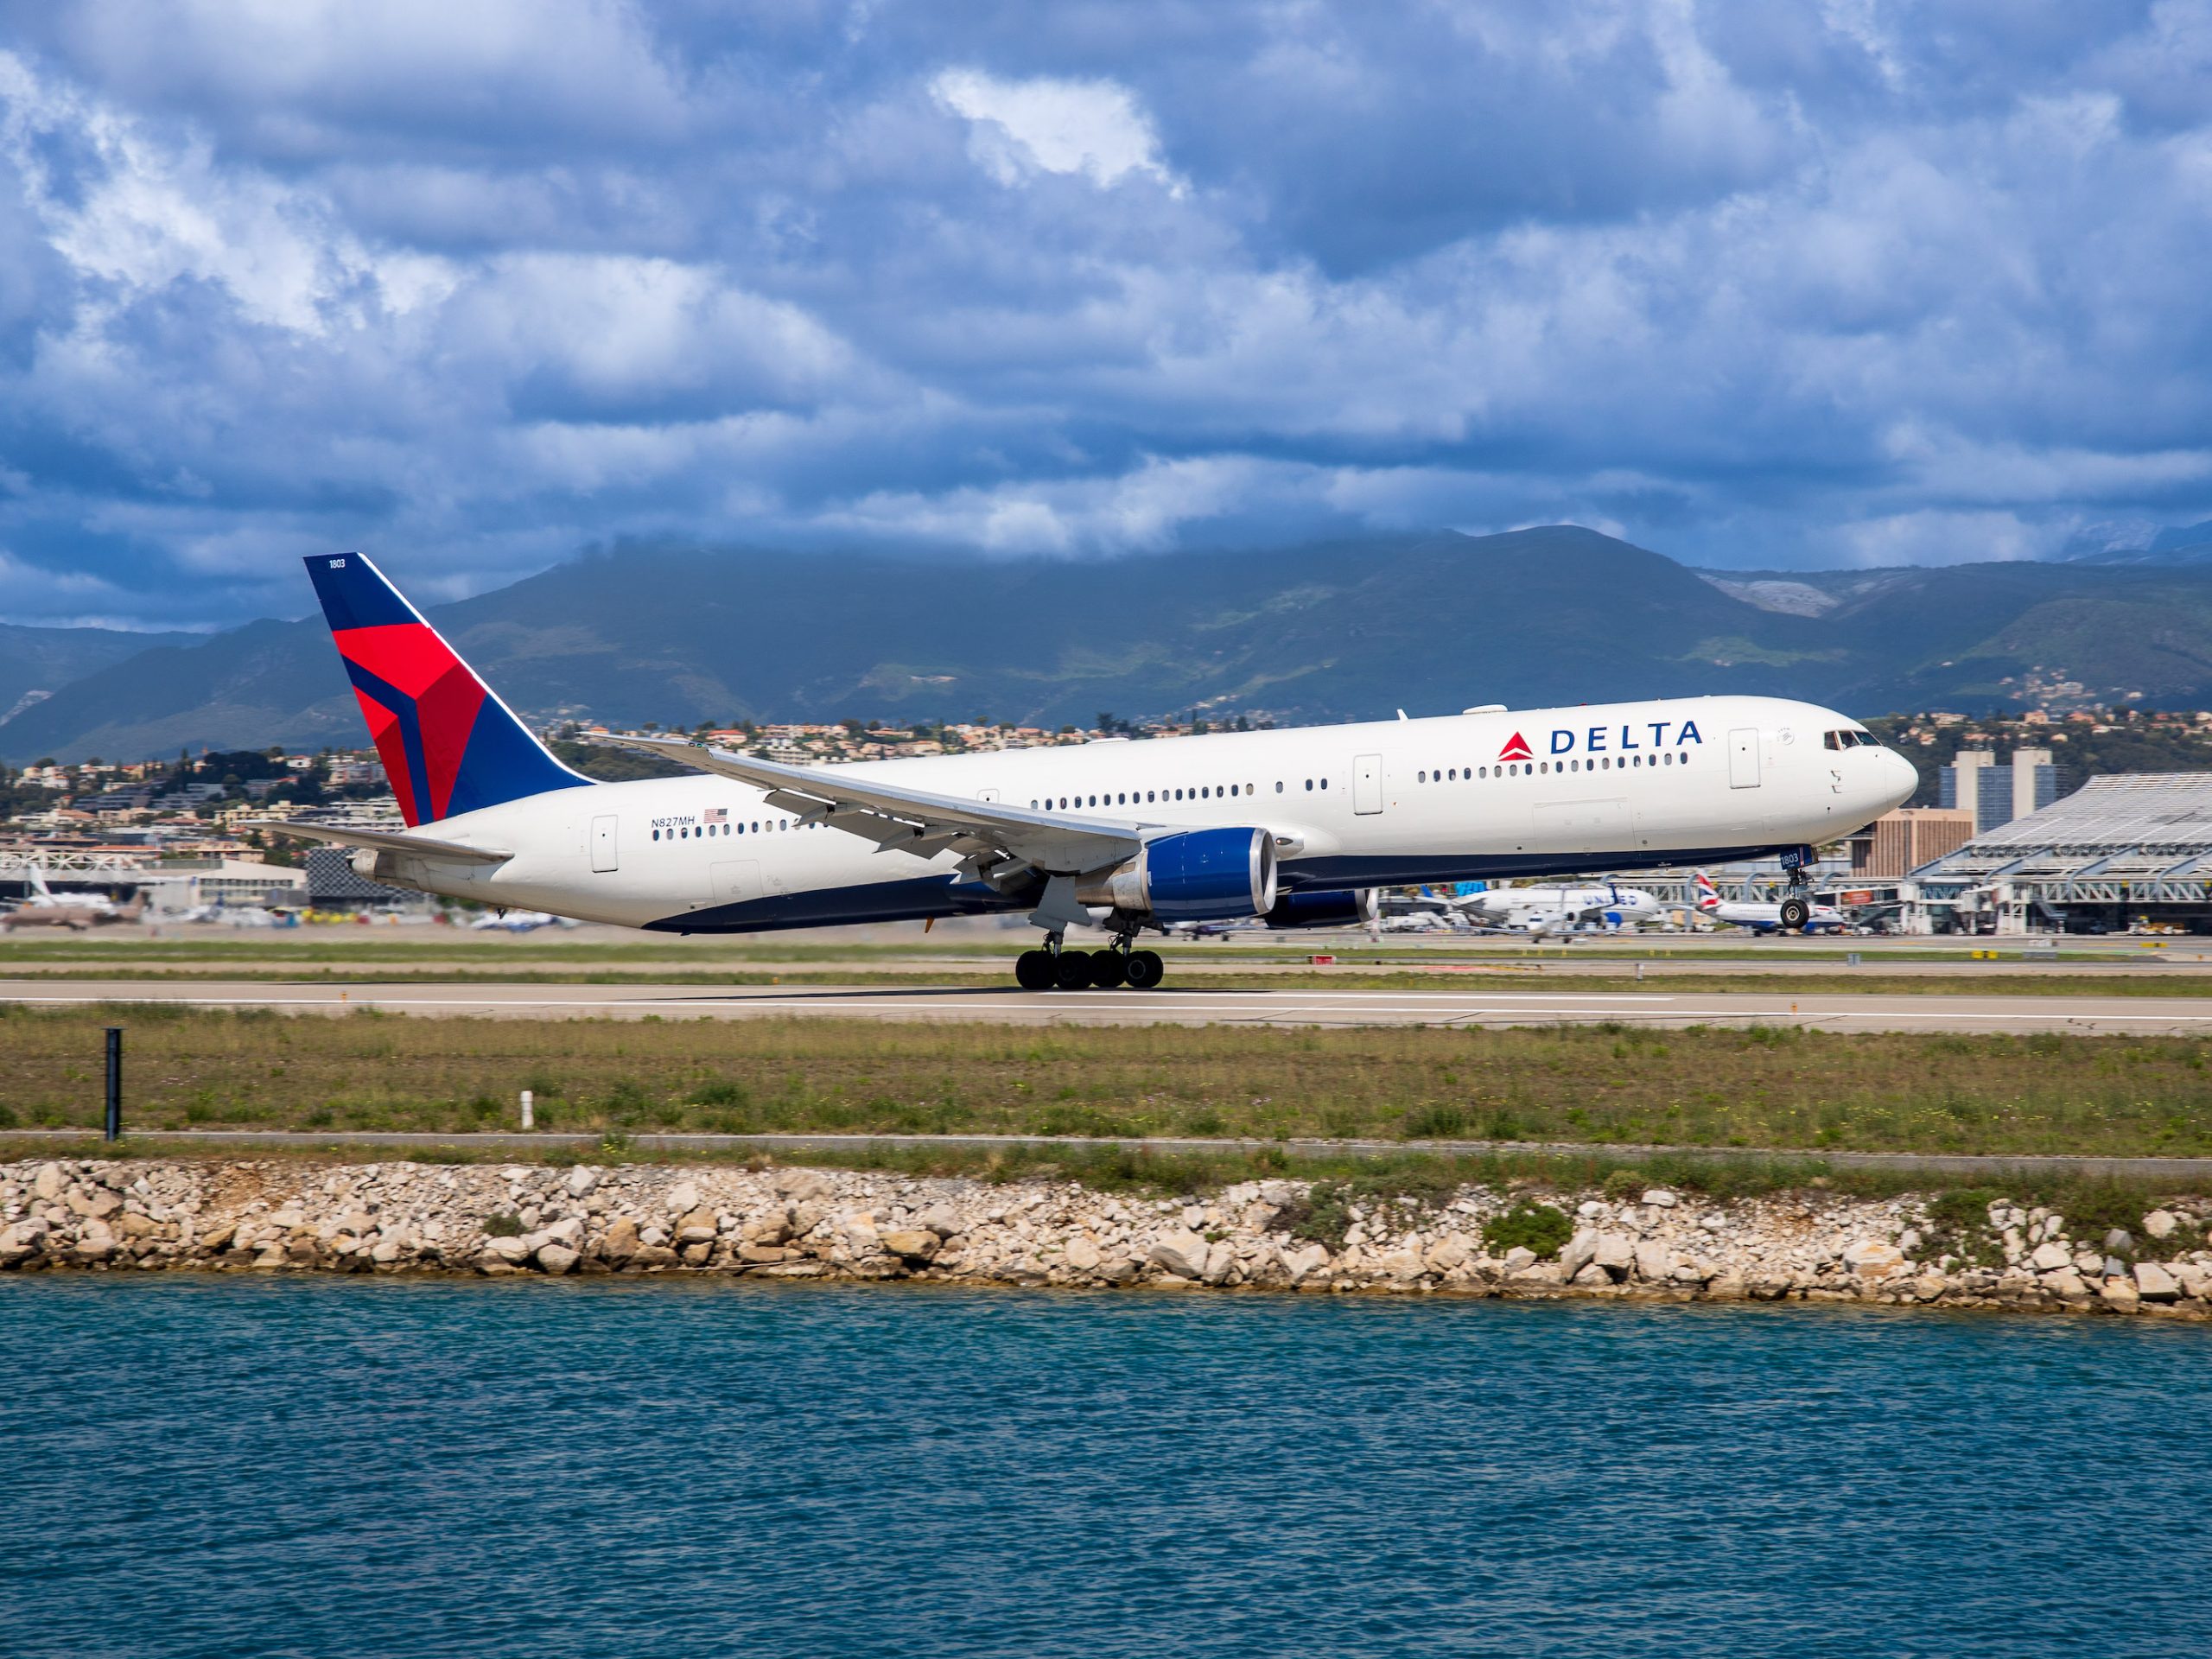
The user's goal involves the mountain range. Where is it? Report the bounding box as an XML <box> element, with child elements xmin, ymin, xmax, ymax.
<box><xmin>13</xmin><ymin>526</ymin><xmax>2212</xmax><ymax>762</ymax></box>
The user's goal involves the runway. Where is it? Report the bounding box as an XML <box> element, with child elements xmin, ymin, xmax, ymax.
<box><xmin>10</xmin><ymin>977</ymin><xmax>2212</xmax><ymax>1034</ymax></box>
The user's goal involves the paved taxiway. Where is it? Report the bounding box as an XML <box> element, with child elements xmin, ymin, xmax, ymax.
<box><xmin>10</xmin><ymin>977</ymin><xmax>2212</xmax><ymax>1034</ymax></box>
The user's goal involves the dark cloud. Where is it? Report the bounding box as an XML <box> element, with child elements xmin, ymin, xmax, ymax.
<box><xmin>0</xmin><ymin>0</ymin><xmax>2208</xmax><ymax>626</ymax></box>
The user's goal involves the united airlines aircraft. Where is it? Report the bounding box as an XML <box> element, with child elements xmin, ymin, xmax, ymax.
<box><xmin>257</xmin><ymin>554</ymin><xmax>1917</xmax><ymax>989</ymax></box>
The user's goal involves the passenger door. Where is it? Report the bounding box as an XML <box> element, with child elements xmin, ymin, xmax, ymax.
<box><xmin>590</xmin><ymin>814</ymin><xmax>619</xmax><ymax>872</ymax></box>
<box><xmin>1353</xmin><ymin>753</ymin><xmax>1383</xmax><ymax>815</ymax></box>
<box><xmin>1728</xmin><ymin>728</ymin><xmax>1761</xmax><ymax>790</ymax></box>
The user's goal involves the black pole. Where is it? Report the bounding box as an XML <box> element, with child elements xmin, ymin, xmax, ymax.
<box><xmin>104</xmin><ymin>1027</ymin><xmax>122</xmax><ymax>1142</ymax></box>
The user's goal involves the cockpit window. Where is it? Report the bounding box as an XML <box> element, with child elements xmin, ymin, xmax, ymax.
<box><xmin>1823</xmin><ymin>729</ymin><xmax>1878</xmax><ymax>750</ymax></box>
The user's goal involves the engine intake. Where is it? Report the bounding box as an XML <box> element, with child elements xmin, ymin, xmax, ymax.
<box><xmin>1263</xmin><ymin>888</ymin><xmax>1375</xmax><ymax>930</ymax></box>
<box><xmin>1076</xmin><ymin>827</ymin><xmax>1278</xmax><ymax>923</ymax></box>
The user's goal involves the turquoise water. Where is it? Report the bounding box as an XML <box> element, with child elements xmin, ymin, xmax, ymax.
<box><xmin>3</xmin><ymin>1279</ymin><xmax>2208</xmax><ymax>1658</ymax></box>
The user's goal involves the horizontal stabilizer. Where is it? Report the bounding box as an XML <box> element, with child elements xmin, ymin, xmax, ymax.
<box><xmin>242</xmin><ymin>820</ymin><xmax>512</xmax><ymax>865</ymax></box>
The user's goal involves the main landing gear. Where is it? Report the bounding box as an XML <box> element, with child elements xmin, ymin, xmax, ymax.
<box><xmin>1014</xmin><ymin>935</ymin><xmax>1166</xmax><ymax>991</ymax></box>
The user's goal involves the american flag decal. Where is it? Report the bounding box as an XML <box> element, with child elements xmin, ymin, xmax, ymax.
<box><xmin>703</xmin><ymin>807</ymin><xmax>728</xmax><ymax>824</ymax></box>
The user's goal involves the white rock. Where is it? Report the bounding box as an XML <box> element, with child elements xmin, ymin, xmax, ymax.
<box><xmin>1633</xmin><ymin>1241</ymin><xmax>1674</xmax><ymax>1282</ymax></box>
<box><xmin>665</xmin><ymin>1181</ymin><xmax>702</xmax><ymax>1216</ymax></box>
<box><xmin>2171</xmin><ymin>1262</ymin><xmax>2211</xmax><ymax>1300</ymax></box>
<box><xmin>1064</xmin><ymin>1235</ymin><xmax>1101</xmax><ymax>1273</ymax></box>
<box><xmin>1642</xmin><ymin>1189</ymin><xmax>1678</xmax><ymax>1208</ymax></box>
<box><xmin>2142</xmin><ymin>1210</ymin><xmax>2177</xmax><ymax>1241</ymax></box>
<box><xmin>2029</xmin><ymin>1242</ymin><xmax>2072</xmax><ymax>1272</ymax></box>
<box><xmin>1281</xmin><ymin>1243</ymin><xmax>1330</xmax><ymax>1284</ymax></box>
<box><xmin>1571</xmin><ymin>1262</ymin><xmax>1611</xmax><ymax>1287</ymax></box>
<box><xmin>564</xmin><ymin>1168</ymin><xmax>598</xmax><ymax>1199</ymax></box>
<box><xmin>1577</xmin><ymin>1201</ymin><xmax>1605</xmax><ymax>1219</ymax></box>
<box><xmin>536</xmin><ymin>1243</ymin><xmax>580</xmax><ymax>1274</ymax></box>
<box><xmin>32</xmin><ymin>1164</ymin><xmax>62</xmax><ymax>1201</ymax></box>
<box><xmin>2133</xmin><ymin>1262</ymin><xmax>2180</xmax><ymax>1301</ymax></box>
<box><xmin>1593</xmin><ymin>1233</ymin><xmax>1634</xmax><ymax>1280</ymax></box>
<box><xmin>1148</xmin><ymin>1230</ymin><xmax>1210</xmax><ymax>1280</ymax></box>
<box><xmin>1558</xmin><ymin>1230</ymin><xmax>1599</xmax><ymax>1278</ymax></box>
<box><xmin>1502</xmin><ymin>1246</ymin><xmax>1537</xmax><ymax>1272</ymax></box>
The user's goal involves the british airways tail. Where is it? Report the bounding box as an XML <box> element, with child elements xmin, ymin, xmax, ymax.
<box><xmin>305</xmin><ymin>553</ymin><xmax>588</xmax><ymax>827</ymax></box>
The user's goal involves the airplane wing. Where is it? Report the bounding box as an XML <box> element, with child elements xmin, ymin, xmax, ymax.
<box><xmin>583</xmin><ymin>734</ymin><xmax>1146</xmax><ymax>875</ymax></box>
<box><xmin>242</xmin><ymin>821</ymin><xmax>513</xmax><ymax>865</ymax></box>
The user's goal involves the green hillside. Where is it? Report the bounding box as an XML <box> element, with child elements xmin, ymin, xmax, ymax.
<box><xmin>14</xmin><ymin>528</ymin><xmax>2212</xmax><ymax>760</ymax></box>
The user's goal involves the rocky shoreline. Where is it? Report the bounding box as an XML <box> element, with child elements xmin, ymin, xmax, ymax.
<box><xmin>5</xmin><ymin>1158</ymin><xmax>2210</xmax><ymax>1320</ymax></box>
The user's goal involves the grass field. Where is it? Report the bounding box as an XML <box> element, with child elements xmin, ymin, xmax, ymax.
<box><xmin>2</xmin><ymin>1004</ymin><xmax>2208</xmax><ymax>1159</ymax></box>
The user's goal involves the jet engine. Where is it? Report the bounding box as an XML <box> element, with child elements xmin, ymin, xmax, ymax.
<box><xmin>1075</xmin><ymin>827</ymin><xmax>1277</xmax><ymax>923</ymax></box>
<box><xmin>1262</xmin><ymin>888</ymin><xmax>1376</xmax><ymax>930</ymax></box>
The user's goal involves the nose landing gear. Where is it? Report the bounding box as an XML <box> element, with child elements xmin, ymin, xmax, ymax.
<box><xmin>1013</xmin><ymin>932</ymin><xmax>1166</xmax><ymax>991</ymax></box>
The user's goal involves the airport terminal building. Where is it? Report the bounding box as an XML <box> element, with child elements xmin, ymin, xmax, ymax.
<box><xmin>1897</xmin><ymin>773</ymin><xmax>2212</xmax><ymax>934</ymax></box>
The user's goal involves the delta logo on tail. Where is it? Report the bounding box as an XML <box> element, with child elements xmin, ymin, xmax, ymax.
<box><xmin>305</xmin><ymin>555</ymin><xmax>582</xmax><ymax>827</ymax></box>
<box><xmin>1497</xmin><ymin>731</ymin><xmax>1534</xmax><ymax>762</ymax></box>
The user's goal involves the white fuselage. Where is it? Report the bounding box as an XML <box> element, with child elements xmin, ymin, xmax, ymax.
<box><xmin>380</xmin><ymin>695</ymin><xmax>1917</xmax><ymax>934</ymax></box>
<box><xmin>1460</xmin><ymin>884</ymin><xmax>1665</xmax><ymax>931</ymax></box>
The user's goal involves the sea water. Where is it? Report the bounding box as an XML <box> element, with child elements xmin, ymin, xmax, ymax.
<box><xmin>2</xmin><ymin>1276</ymin><xmax>2207</xmax><ymax>1658</ymax></box>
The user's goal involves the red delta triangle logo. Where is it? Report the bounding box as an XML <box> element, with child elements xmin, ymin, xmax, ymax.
<box><xmin>1497</xmin><ymin>732</ymin><xmax>1534</xmax><ymax>762</ymax></box>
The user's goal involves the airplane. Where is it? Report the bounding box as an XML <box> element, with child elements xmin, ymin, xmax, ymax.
<box><xmin>1451</xmin><ymin>879</ymin><xmax>1665</xmax><ymax>934</ymax></box>
<box><xmin>1691</xmin><ymin>870</ymin><xmax>1847</xmax><ymax>934</ymax></box>
<box><xmin>1</xmin><ymin>868</ymin><xmax>145</xmax><ymax>931</ymax></box>
<box><xmin>251</xmin><ymin>553</ymin><xmax>1916</xmax><ymax>991</ymax></box>
<box><xmin>467</xmin><ymin>909</ymin><xmax>570</xmax><ymax>932</ymax></box>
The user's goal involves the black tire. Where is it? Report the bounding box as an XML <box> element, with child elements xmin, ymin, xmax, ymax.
<box><xmin>1123</xmin><ymin>949</ymin><xmax>1166</xmax><ymax>989</ymax></box>
<box><xmin>1779</xmin><ymin>897</ymin><xmax>1810</xmax><ymax>932</ymax></box>
<box><xmin>1054</xmin><ymin>949</ymin><xmax>1095</xmax><ymax>990</ymax></box>
<box><xmin>1014</xmin><ymin>949</ymin><xmax>1057</xmax><ymax>991</ymax></box>
<box><xmin>1090</xmin><ymin>950</ymin><xmax>1128</xmax><ymax>988</ymax></box>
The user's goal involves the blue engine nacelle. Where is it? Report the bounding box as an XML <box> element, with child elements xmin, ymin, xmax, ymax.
<box><xmin>1076</xmin><ymin>827</ymin><xmax>1278</xmax><ymax>923</ymax></box>
<box><xmin>1263</xmin><ymin>888</ymin><xmax>1374</xmax><ymax>930</ymax></box>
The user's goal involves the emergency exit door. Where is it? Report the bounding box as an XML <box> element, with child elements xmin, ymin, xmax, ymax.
<box><xmin>1353</xmin><ymin>753</ymin><xmax>1383</xmax><ymax>814</ymax></box>
<box><xmin>1727</xmin><ymin>728</ymin><xmax>1761</xmax><ymax>789</ymax></box>
<box><xmin>590</xmin><ymin>814</ymin><xmax>619</xmax><ymax>872</ymax></box>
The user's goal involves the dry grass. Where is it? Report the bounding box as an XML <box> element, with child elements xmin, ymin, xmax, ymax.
<box><xmin>0</xmin><ymin>1004</ymin><xmax>2208</xmax><ymax>1157</ymax></box>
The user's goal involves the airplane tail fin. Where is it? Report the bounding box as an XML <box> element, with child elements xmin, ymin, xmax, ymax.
<box><xmin>1692</xmin><ymin>870</ymin><xmax>1719</xmax><ymax>910</ymax></box>
<box><xmin>304</xmin><ymin>553</ymin><xmax>588</xmax><ymax>827</ymax></box>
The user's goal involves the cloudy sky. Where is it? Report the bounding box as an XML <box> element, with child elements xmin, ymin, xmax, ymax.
<box><xmin>2</xmin><ymin>1</ymin><xmax>2210</xmax><ymax>628</ymax></box>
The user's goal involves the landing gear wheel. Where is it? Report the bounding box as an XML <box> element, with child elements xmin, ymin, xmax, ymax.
<box><xmin>1090</xmin><ymin>950</ymin><xmax>1128</xmax><ymax>988</ymax></box>
<box><xmin>1054</xmin><ymin>949</ymin><xmax>1096</xmax><ymax>990</ymax></box>
<box><xmin>1123</xmin><ymin>949</ymin><xmax>1166</xmax><ymax>990</ymax></box>
<box><xmin>1014</xmin><ymin>949</ymin><xmax>1057</xmax><ymax>991</ymax></box>
<box><xmin>1778</xmin><ymin>897</ymin><xmax>1810</xmax><ymax>932</ymax></box>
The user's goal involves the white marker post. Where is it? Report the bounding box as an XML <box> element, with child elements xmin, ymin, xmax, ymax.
<box><xmin>519</xmin><ymin>1089</ymin><xmax>534</xmax><ymax>1130</ymax></box>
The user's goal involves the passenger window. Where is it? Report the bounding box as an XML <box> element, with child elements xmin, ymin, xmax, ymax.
<box><xmin>1418</xmin><ymin>771</ymin><xmax>1427</xmax><ymax>784</ymax></box>
<box><xmin>1304</xmin><ymin>779</ymin><xmax>1313</xmax><ymax>791</ymax></box>
<box><xmin>1275</xmin><ymin>781</ymin><xmax>1283</xmax><ymax>792</ymax></box>
<box><xmin>1320</xmin><ymin>779</ymin><xmax>1328</xmax><ymax>790</ymax></box>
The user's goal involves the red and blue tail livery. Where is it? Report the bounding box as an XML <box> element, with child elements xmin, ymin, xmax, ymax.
<box><xmin>306</xmin><ymin>553</ymin><xmax>586</xmax><ymax>826</ymax></box>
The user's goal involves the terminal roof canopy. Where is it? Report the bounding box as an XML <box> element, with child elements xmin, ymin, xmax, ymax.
<box><xmin>1964</xmin><ymin>774</ymin><xmax>2212</xmax><ymax>849</ymax></box>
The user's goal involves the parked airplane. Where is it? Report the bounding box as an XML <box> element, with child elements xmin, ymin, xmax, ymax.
<box><xmin>1692</xmin><ymin>870</ymin><xmax>1847</xmax><ymax>934</ymax></box>
<box><xmin>1</xmin><ymin>868</ymin><xmax>144</xmax><ymax>931</ymax></box>
<box><xmin>467</xmin><ymin>909</ymin><xmax>570</xmax><ymax>932</ymax></box>
<box><xmin>254</xmin><ymin>554</ymin><xmax>1916</xmax><ymax>990</ymax></box>
<box><xmin>1452</xmin><ymin>880</ymin><xmax>1664</xmax><ymax>934</ymax></box>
